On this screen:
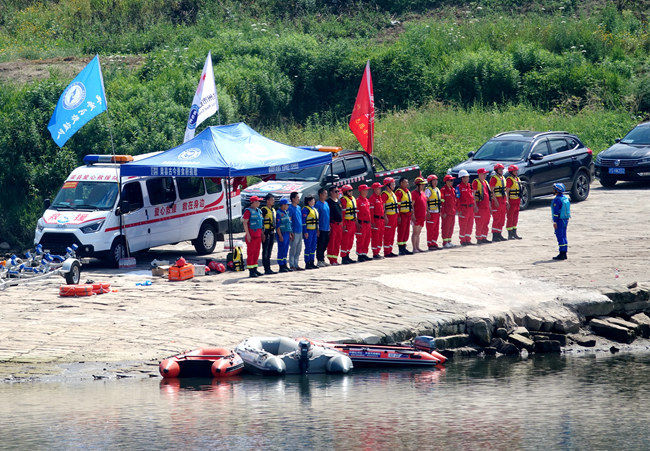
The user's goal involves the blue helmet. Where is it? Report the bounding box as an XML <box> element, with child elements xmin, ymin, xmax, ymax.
<box><xmin>553</xmin><ymin>183</ymin><xmax>565</xmax><ymax>193</ymax></box>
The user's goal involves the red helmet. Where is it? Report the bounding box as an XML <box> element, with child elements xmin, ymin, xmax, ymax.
<box><xmin>175</xmin><ymin>257</ymin><xmax>186</xmax><ymax>267</ymax></box>
<box><xmin>358</xmin><ymin>184</ymin><xmax>370</xmax><ymax>191</ymax></box>
<box><xmin>494</xmin><ymin>163</ymin><xmax>505</xmax><ymax>171</ymax></box>
<box><xmin>341</xmin><ymin>184</ymin><xmax>353</xmax><ymax>192</ymax></box>
<box><xmin>443</xmin><ymin>174</ymin><xmax>454</xmax><ymax>182</ymax></box>
<box><xmin>371</xmin><ymin>182</ymin><xmax>383</xmax><ymax>190</ymax></box>
<box><xmin>383</xmin><ymin>177</ymin><xmax>395</xmax><ymax>186</ymax></box>
<box><xmin>476</xmin><ymin>168</ymin><xmax>488</xmax><ymax>175</ymax></box>
<box><xmin>508</xmin><ymin>164</ymin><xmax>519</xmax><ymax>173</ymax></box>
<box><xmin>427</xmin><ymin>174</ymin><xmax>438</xmax><ymax>182</ymax></box>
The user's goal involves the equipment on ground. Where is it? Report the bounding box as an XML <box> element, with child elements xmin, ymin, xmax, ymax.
<box><xmin>1</xmin><ymin>244</ymin><xmax>82</xmax><ymax>291</ymax></box>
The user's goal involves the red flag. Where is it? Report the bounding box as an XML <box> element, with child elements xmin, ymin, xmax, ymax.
<box><xmin>349</xmin><ymin>61</ymin><xmax>375</xmax><ymax>154</ymax></box>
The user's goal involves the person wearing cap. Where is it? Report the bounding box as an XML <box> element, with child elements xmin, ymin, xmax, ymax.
<box><xmin>424</xmin><ymin>175</ymin><xmax>442</xmax><ymax>250</ymax></box>
<box><xmin>410</xmin><ymin>176</ymin><xmax>428</xmax><ymax>253</ymax></box>
<box><xmin>326</xmin><ymin>186</ymin><xmax>344</xmax><ymax>265</ymax></box>
<box><xmin>275</xmin><ymin>198</ymin><xmax>293</xmax><ymax>273</ymax></box>
<box><xmin>339</xmin><ymin>184</ymin><xmax>358</xmax><ymax>264</ymax></box>
<box><xmin>288</xmin><ymin>191</ymin><xmax>304</xmax><ymax>271</ymax></box>
<box><xmin>355</xmin><ymin>184</ymin><xmax>373</xmax><ymax>262</ymax></box>
<box><xmin>302</xmin><ymin>195</ymin><xmax>319</xmax><ymax>269</ymax></box>
<box><xmin>395</xmin><ymin>177</ymin><xmax>414</xmax><ymax>255</ymax></box>
<box><xmin>456</xmin><ymin>169</ymin><xmax>475</xmax><ymax>246</ymax></box>
<box><xmin>242</xmin><ymin>196</ymin><xmax>264</xmax><ymax>277</ymax></box>
<box><xmin>472</xmin><ymin>168</ymin><xmax>492</xmax><ymax>244</ymax></box>
<box><xmin>381</xmin><ymin>177</ymin><xmax>399</xmax><ymax>257</ymax></box>
<box><xmin>369</xmin><ymin>182</ymin><xmax>385</xmax><ymax>259</ymax></box>
<box><xmin>551</xmin><ymin>183</ymin><xmax>570</xmax><ymax>260</ymax></box>
<box><xmin>505</xmin><ymin>165</ymin><xmax>523</xmax><ymax>240</ymax></box>
<box><xmin>440</xmin><ymin>174</ymin><xmax>457</xmax><ymax>248</ymax></box>
<box><xmin>490</xmin><ymin>163</ymin><xmax>507</xmax><ymax>242</ymax></box>
<box><xmin>314</xmin><ymin>188</ymin><xmax>330</xmax><ymax>267</ymax></box>
<box><xmin>260</xmin><ymin>193</ymin><xmax>277</xmax><ymax>274</ymax></box>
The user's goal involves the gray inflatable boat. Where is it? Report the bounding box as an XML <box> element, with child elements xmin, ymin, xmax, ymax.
<box><xmin>235</xmin><ymin>337</ymin><xmax>353</xmax><ymax>375</ymax></box>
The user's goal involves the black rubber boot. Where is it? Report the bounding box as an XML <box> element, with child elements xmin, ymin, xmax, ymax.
<box><xmin>254</xmin><ymin>268</ymin><xmax>264</xmax><ymax>276</ymax></box>
<box><xmin>507</xmin><ymin>230</ymin><xmax>514</xmax><ymax>240</ymax></box>
<box><xmin>493</xmin><ymin>232</ymin><xmax>505</xmax><ymax>242</ymax></box>
<box><xmin>373</xmin><ymin>254</ymin><xmax>384</xmax><ymax>259</ymax></box>
<box><xmin>264</xmin><ymin>266</ymin><xmax>276</xmax><ymax>275</ymax></box>
<box><xmin>249</xmin><ymin>269</ymin><xmax>258</xmax><ymax>278</ymax></box>
<box><xmin>341</xmin><ymin>256</ymin><xmax>352</xmax><ymax>265</ymax></box>
<box><xmin>385</xmin><ymin>252</ymin><xmax>397</xmax><ymax>258</ymax></box>
<box><xmin>403</xmin><ymin>247</ymin><xmax>413</xmax><ymax>255</ymax></box>
<box><xmin>279</xmin><ymin>265</ymin><xmax>290</xmax><ymax>273</ymax></box>
<box><xmin>513</xmin><ymin>229</ymin><xmax>523</xmax><ymax>240</ymax></box>
<box><xmin>552</xmin><ymin>251</ymin><xmax>567</xmax><ymax>261</ymax></box>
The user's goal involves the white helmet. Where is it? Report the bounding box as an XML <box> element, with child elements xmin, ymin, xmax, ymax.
<box><xmin>458</xmin><ymin>169</ymin><xmax>470</xmax><ymax>177</ymax></box>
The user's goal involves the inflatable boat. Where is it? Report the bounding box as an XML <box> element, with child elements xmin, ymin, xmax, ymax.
<box><xmin>235</xmin><ymin>337</ymin><xmax>353</xmax><ymax>375</ymax></box>
<box><xmin>159</xmin><ymin>348</ymin><xmax>244</xmax><ymax>378</ymax></box>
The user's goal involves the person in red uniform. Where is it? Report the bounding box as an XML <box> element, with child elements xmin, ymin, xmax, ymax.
<box><xmin>440</xmin><ymin>175</ymin><xmax>457</xmax><ymax>248</ymax></box>
<box><xmin>456</xmin><ymin>169</ymin><xmax>475</xmax><ymax>246</ymax></box>
<box><xmin>339</xmin><ymin>184</ymin><xmax>357</xmax><ymax>264</ymax></box>
<box><xmin>369</xmin><ymin>182</ymin><xmax>385</xmax><ymax>259</ymax></box>
<box><xmin>381</xmin><ymin>177</ymin><xmax>399</xmax><ymax>258</ymax></box>
<box><xmin>472</xmin><ymin>167</ymin><xmax>492</xmax><ymax>244</ymax></box>
<box><xmin>489</xmin><ymin>163</ymin><xmax>508</xmax><ymax>242</ymax></box>
<box><xmin>355</xmin><ymin>184</ymin><xmax>372</xmax><ymax>262</ymax></box>
<box><xmin>410</xmin><ymin>176</ymin><xmax>428</xmax><ymax>253</ymax></box>
<box><xmin>395</xmin><ymin>177</ymin><xmax>413</xmax><ymax>255</ymax></box>
<box><xmin>505</xmin><ymin>164</ymin><xmax>523</xmax><ymax>240</ymax></box>
<box><xmin>424</xmin><ymin>174</ymin><xmax>442</xmax><ymax>250</ymax></box>
<box><xmin>242</xmin><ymin>196</ymin><xmax>264</xmax><ymax>278</ymax></box>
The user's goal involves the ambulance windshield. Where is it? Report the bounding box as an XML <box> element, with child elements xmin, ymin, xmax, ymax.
<box><xmin>275</xmin><ymin>165</ymin><xmax>325</xmax><ymax>182</ymax></box>
<box><xmin>51</xmin><ymin>181</ymin><xmax>119</xmax><ymax>211</ymax></box>
<box><xmin>473</xmin><ymin>139</ymin><xmax>531</xmax><ymax>161</ymax></box>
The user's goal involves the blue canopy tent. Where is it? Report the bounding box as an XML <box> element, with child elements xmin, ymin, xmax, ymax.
<box><xmin>120</xmin><ymin>122</ymin><xmax>332</xmax><ymax>251</ymax></box>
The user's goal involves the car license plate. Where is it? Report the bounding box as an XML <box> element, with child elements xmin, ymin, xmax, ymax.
<box><xmin>608</xmin><ymin>168</ymin><xmax>625</xmax><ymax>175</ymax></box>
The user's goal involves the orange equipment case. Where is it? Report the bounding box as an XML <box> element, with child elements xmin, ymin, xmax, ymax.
<box><xmin>169</xmin><ymin>264</ymin><xmax>194</xmax><ymax>281</ymax></box>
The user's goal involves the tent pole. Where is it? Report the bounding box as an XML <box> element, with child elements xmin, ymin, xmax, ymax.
<box><xmin>225</xmin><ymin>176</ymin><xmax>234</xmax><ymax>252</ymax></box>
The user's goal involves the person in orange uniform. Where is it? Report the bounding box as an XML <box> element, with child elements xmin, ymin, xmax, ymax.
<box><xmin>369</xmin><ymin>182</ymin><xmax>385</xmax><ymax>259</ymax></box>
<box><xmin>489</xmin><ymin>163</ymin><xmax>507</xmax><ymax>242</ymax></box>
<box><xmin>440</xmin><ymin>175</ymin><xmax>457</xmax><ymax>248</ymax></box>
<box><xmin>242</xmin><ymin>196</ymin><xmax>264</xmax><ymax>278</ymax></box>
<box><xmin>410</xmin><ymin>177</ymin><xmax>428</xmax><ymax>253</ymax></box>
<box><xmin>381</xmin><ymin>177</ymin><xmax>399</xmax><ymax>258</ymax></box>
<box><xmin>424</xmin><ymin>175</ymin><xmax>442</xmax><ymax>250</ymax></box>
<box><xmin>505</xmin><ymin>164</ymin><xmax>523</xmax><ymax>240</ymax></box>
<box><xmin>339</xmin><ymin>184</ymin><xmax>358</xmax><ymax>264</ymax></box>
<box><xmin>355</xmin><ymin>184</ymin><xmax>372</xmax><ymax>262</ymax></box>
<box><xmin>395</xmin><ymin>177</ymin><xmax>413</xmax><ymax>255</ymax></box>
<box><xmin>456</xmin><ymin>169</ymin><xmax>475</xmax><ymax>246</ymax></box>
<box><xmin>472</xmin><ymin>168</ymin><xmax>492</xmax><ymax>244</ymax></box>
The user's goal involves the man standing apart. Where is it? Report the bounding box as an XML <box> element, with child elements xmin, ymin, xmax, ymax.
<box><xmin>505</xmin><ymin>165</ymin><xmax>523</xmax><ymax>240</ymax></box>
<box><xmin>411</xmin><ymin>177</ymin><xmax>427</xmax><ymax>253</ymax></box>
<box><xmin>314</xmin><ymin>188</ymin><xmax>330</xmax><ymax>267</ymax></box>
<box><xmin>339</xmin><ymin>185</ymin><xmax>358</xmax><ymax>265</ymax></box>
<box><xmin>456</xmin><ymin>170</ymin><xmax>475</xmax><ymax>246</ymax></box>
<box><xmin>242</xmin><ymin>196</ymin><xmax>264</xmax><ymax>278</ymax></box>
<box><xmin>302</xmin><ymin>195</ymin><xmax>319</xmax><ymax>269</ymax></box>
<box><xmin>395</xmin><ymin>177</ymin><xmax>413</xmax><ymax>255</ymax></box>
<box><xmin>551</xmin><ymin>183</ymin><xmax>570</xmax><ymax>260</ymax></box>
<box><xmin>369</xmin><ymin>182</ymin><xmax>385</xmax><ymax>259</ymax></box>
<box><xmin>260</xmin><ymin>193</ymin><xmax>277</xmax><ymax>274</ymax></box>
<box><xmin>424</xmin><ymin>175</ymin><xmax>442</xmax><ymax>250</ymax></box>
<box><xmin>327</xmin><ymin>186</ymin><xmax>343</xmax><ymax>265</ymax></box>
<box><xmin>472</xmin><ymin>168</ymin><xmax>491</xmax><ymax>244</ymax></box>
<box><xmin>355</xmin><ymin>184</ymin><xmax>372</xmax><ymax>262</ymax></box>
<box><xmin>275</xmin><ymin>198</ymin><xmax>293</xmax><ymax>273</ymax></box>
<box><xmin>440</xmin><ymin>175</ymin><xmax>457</xmax><ymax>248</ymax></box>
<box><xmin>490</xmin><ymin>163</ymin><xmax>507</xmax><ymax>242</ymax></box>
<box><xmin>288</xmin><ymin>191</ymin><xmax>304</xmax><ymax>271</ymax></box>
<box><xmin>381</xmin><ymin>177</ymin><xmax>399</xmax><ymax>258</ymax></box>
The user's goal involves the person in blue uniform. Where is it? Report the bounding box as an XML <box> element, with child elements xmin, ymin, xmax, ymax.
<box><xmin>275</xmin><ymin>198</ymin><xmax>293</xmax><ymax>273</ymax></box>
<box><xmin>288</xmin><ymin>191</ymin><xmax>304</xmax><ymax>271</ymax></box>
<box><xmin>302</xmin><ymin>195</ymin><xmax>319</xmax><ymax>270</ymax></box>
<box><xmin>551</xmin><ymin>183</ymin><xmax>571</xmax><ymax>261</ymax></box>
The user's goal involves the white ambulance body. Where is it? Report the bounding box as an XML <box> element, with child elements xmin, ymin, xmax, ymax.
<box><xmin>34</xmin><ymin>154</ymin><xmax>241</xmax><ymax>265</ymax></box>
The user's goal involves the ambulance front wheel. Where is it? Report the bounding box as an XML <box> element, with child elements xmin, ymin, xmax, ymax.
<box><xmin>108</xmin><ymin>237</ymin><xmax>127</xmax><ymax>268</ymax></box>
<box><xmin>193</xmin><ymin>222</ymin><xmax>217</xmax><ymax>255</ymax></box>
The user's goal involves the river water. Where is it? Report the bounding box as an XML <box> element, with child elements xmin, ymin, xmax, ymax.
<box><xmin>1</xmin><ymin>353</ymin><xmax>648</xmax><ymax>450</ymax></box>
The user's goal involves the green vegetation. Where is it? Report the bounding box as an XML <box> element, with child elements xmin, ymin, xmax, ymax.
<box><xmin>0</xmin><ymin>0</ymin><xmax>648</xmax><ymax>247</ymax></box>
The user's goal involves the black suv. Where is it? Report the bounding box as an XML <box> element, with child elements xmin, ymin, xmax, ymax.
<box><xmin>448</xmin><ymin>131</ymin><xmax>593</xmax><ymax>209</ymax></box>
<box><xmin>595</xmin><ymin>121</ymin><xmax>650</xmax><ymax>188</ymax></box>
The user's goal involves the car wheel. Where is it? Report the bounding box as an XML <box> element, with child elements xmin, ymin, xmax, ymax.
<box><xmin>570</xmin><ymin>170</ymin><xmax>590</xmax><ymax>202</ymax></box>
<box><xmin>194</xmin><ymin>222</ymin><xmax>217</xmax><ymax>255</ymax></box>
<box><xmin>518</xmin><ymin>182</ymin><xmax>530</xmax><ymax>210</ymax></box>
<box><xmin>64</xmin><ymin>260</ymin><xmax>81</xmax><ymax>285</ymax></box>
<box><xmin>599</xmin><ymin>174</ymin><xmax>617</xmax><ymax>188</ymax></box>
<box><xmin>108</xmin><ymin>238</ymin><xmax>127</xmax><ymax>268</ymax></box>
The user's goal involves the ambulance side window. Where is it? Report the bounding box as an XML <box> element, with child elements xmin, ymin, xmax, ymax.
<box><xmin>205</xmin><ymin>177</ymin><xmax>223</xmax><ymax>194</ymax></box>
<box><xmin>177</xmin><ymin>177</ymin><xmax>206</xmax><ymax>199</ymax></box>
<box><xmin>121</xmin><ymin>182</ymin><xmax>144</xmax><ymax>211</ymax></box>
<box><xmin>146</xmin><ymin>177</ymin><xmax>176</xmax><ymax>205</ymax></box>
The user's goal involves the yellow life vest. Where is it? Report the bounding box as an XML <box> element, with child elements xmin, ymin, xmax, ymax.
<box><xmin>491</xmin><ymin>174</ymin><xmax>506</xmax><ymax>198</ymax></box>
<box><xmin>506</xmin><ymin>175</ymin><xmax>521</xmax><ymax>199</ymax></box>
<box><xmin>474</xmin><ymin>179</ymin><xmax>488</xmax><ymax>202</ymax></box>
<box><xmin>304</xmin><ymin>205</ymin><xmax>319</xmax><ymax>229</ymax></box>
<box><xmin>383</xmin><ymin>190</ymin><xmax>399</xmax><ymax>215</ymax></box>
<box><xmin>426</xmin><ymin>187</ymin><xmax>442</xmax><ymax>212</ymax></box>
<box><xmin>395</xmin><ymin>187</ymin><xmax>413</xmax><ymax>213</ymax></box>
<box><xmin>261</xmin><ymin>205</ymin><xmax>276</xmax><ymax>230</ymax></box>
<box><xmin>342</xmin><ymin>195</ymin><xmax>358</xmax><ymax>221</ymax></box>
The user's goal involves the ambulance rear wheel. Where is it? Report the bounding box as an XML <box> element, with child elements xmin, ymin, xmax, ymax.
<box><xmin>194</xmin><ymin>222</ymin><xmax>217</xmax><ymax>255</ymax></box>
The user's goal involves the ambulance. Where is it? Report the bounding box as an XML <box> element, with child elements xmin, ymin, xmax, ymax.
<box><xmin>34</xmin><ymin>154</ymin><xmax>241</xmax><ymax>266</ymax></box>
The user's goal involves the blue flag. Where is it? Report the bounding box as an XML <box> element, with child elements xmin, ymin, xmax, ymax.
<box><xmin>48</xmin><ymin>55</ymin><xmax>107</xmax><ymax>147</ymax></box>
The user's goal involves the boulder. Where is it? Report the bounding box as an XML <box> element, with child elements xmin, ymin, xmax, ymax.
<box><xmin>490</xmin><ymin>338</ymin><xmax>519</xmax><ymax>356</ymax></box>
<box><xmin>359</xmin><ymin>334</ymin><xmax>382</xmax><ymax>345</ymax></box>
<box><xmin>552</xmin><ymin>319</ymin><xmax>580</xmax><ymax>334</ymax></box>
<box><xmin>530</xmin><ymin>332</ymin><xmax>567</xmax><ymax>346</ymax></box>
<box><xmin>568</xmin><ymin>334</ymin><xmax>596</xmax><ymax>347</ymax></box>
<box><xmin>467</xmin><ymin>319</ymin><xmax>491</xmax><ymax>347</ymax></box>
<box><xmin>483</xmin><ymin>346</ymin><xmax>497</xmax><ymax>356</ymax></box>
<box><xmin>540</xmin><ymin>319</ymin><xmax>554</xmax><ymax>332</ymax></box>
<box><xmin>630</xmin><ymin>313</ymin><xmax>650</xmax><ymax>338</ymax></box>
<box><xmin>589</xmin><ymin>318</ymin><xmax>635</xmax><ymax>344</ymax></box>
<box><xmin>453</xmin><ymin>347</ymin><xmax>480</xmax><ymax>357</ymax></box>
<box><xmin>495</xmin><ymin>328</ymin><xmax>508</xmax><ymax>340</ymax></box>
<box><xmin>534</xmin><ymin>340</ymin><xmax>561</xmax><ymax>353</ymax></box>
<box><xmin>524</xmin><ymin>314</ymin><xmax>543</xmax><ymax>331</ymax></box>
<box><xmin>604</xmin><ymin>317</ymin><xmax>641</xmax><ymax>334</ymax></box>
<box><xmin>508</xmin><ymin>333</ymin><xmax>535</xmax><ymax>351</ymax></box>
<box><xmin>434</xmin><ymin>334</ymin><xmax>470</xmax><ymax>350</ymax></box>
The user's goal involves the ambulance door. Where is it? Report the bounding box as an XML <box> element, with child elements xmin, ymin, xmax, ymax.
<box><xmin>176</xmin><ymin>177</ymin><xmax>208</xmax><ymax>241</ymax></box>
<box><xmin>145</xmin><ymin>177</ymin><xmax>181</xmax><ymax>247</ymax></box>
<box><xmin>120</xmin><ymin>180</ymin><xmax>149</xmax><ymax>252</ymax></box>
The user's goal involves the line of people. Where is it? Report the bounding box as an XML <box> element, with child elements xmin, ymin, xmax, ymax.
<box><xmin>241</xmin><ymin>163</ymin><xmax>524</xmax><ymax>277</ymax></box>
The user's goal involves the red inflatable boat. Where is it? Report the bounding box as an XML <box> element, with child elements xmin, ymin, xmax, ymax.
<box><xmin>159</xmin><ymin>348</ymin><xmax>244</xmax><ymax>378</ymax></box>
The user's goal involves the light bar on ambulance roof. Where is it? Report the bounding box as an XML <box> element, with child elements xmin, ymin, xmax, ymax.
<box><xmin>299</xmin><ymin>145</ymin><xmax>342</xmax><ymax>153</ymax></box>
<box><xmin>83</xmin><ymin>154</ymin><xmax>134</xmax><ymax>165</ymax></box>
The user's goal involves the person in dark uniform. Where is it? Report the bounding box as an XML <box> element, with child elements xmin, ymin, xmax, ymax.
<box><xmin>326</xmin><ymin>186</ymin><xmax>343</xmax><ymax>265</ymax></box>
<box><xmin>260</xmin><ymin>193</ymin><xmax>277</xmax><ymax>274</ymax></box>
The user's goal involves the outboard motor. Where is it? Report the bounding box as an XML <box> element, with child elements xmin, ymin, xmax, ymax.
<box><xmin>298</xmin><ymin>340</ymin><xmax>311</xmax><ymax>374</ymax></box>
<box><xmin>413</xmin><ymin>336</ymin><xmax>436</xmax><ymax>353</ymax></box>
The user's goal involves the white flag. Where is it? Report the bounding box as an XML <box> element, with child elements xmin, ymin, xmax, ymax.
<box><xmin>183</xmin><ymin>51</ymin><xmax>219</xmax><ymax>143</ymax></box>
